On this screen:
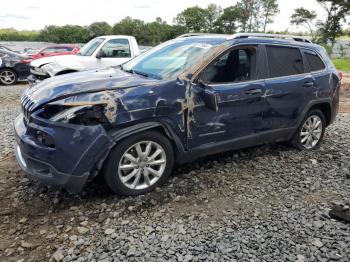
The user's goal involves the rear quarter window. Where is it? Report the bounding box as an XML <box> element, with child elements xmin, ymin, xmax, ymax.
<box><xmin>266</xmin><ymin>46</ymin><xmax>303</xmax><ymax>78</ymax></box>
<box><xmin>304</xmin><ymin>51</ymin><xmax>326</xmax><ymax>72</ymax></box>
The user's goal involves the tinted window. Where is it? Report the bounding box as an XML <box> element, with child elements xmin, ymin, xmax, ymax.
<box><xmin>266</xmin><ymin>46</ymin><xmax>303</xmax><ymax>78</ymax></box>
<box><xmin>305</xmin><ymin>51</ymin><xmax>325</xmax><ymax>72</ymax></box>
<box><xmin>201</xmin><ymin>47</ymin><xmax>257</xmax><ymax>83</ymax></box>
<box><xmin>100</xmin><ymin>39</ymin><xmax>131</xmax><ymax>58</ymax></box>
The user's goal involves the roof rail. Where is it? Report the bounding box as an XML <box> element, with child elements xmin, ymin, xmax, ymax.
<box><xmin>228</xmin><ymin>33</ymin><xmax>312</xmax><ymax>43</ymax></box>
<box><xmin>177</xmin><ymin>33</ymin><xmax>230</xmax><ymax>38</ymax></box>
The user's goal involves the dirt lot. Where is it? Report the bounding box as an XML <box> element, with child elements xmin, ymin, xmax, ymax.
<box><xmin>0</xmin><ymin>79</ymin><xmax>349</xmax><ymax>261</ymax></box>
<box><xmin>340</xmin><ymin>73</ymin><xmax>350</xmax><ymax>113</ymax></box>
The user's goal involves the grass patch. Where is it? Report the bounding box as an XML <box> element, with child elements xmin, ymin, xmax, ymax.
<box><xmin>332</xmin><ymin>59</ymin><xmax>350</xmax><ymax>72</ymax></box>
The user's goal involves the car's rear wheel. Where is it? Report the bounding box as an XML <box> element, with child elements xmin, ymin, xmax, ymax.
<box><xmin>0</xmin><ymin>69</ymin><xmax>17</xmax><ymax>85</ymax></box>
<box><xmin>103</xmin><ymin>131</ymin><xmax>174</xmax><ymax>196</ymax></box>
<box><xmin>292</xmin><ymin>109</ymin><xmax>326</xmax><ymax>150</ymax></box>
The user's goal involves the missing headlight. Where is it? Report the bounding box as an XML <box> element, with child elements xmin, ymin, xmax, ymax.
<box><xmin>39</xmin><ymin>104</ymin><xmax>111</xmax><ymax>128</ymax></box>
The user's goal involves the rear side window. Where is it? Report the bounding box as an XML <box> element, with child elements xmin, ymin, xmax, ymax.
<box><xmin>304</xmin><ymin>51</ymin><xmax>325</xmax><ymax>72</ymax></box>
<box><xmin>266</xmin><ymin>46</ymin><xmax>303</xmax><ymax>78</ymax></box>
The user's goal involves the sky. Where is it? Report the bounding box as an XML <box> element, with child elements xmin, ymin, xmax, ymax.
<box><xmin>0</xmin><ymin>0</ymin><xmax>326</xmax><ymax>32</ymax></box>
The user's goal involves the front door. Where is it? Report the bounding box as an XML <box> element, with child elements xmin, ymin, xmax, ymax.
<box><xmin>96</xmin><ymin>39</ymin><xmax>133</xmax><ymax>68</ymax></box>
<box><xmin>189</xmin><ymin>45</ymin><xmax>267</xmax><ymax>148</ymax></box>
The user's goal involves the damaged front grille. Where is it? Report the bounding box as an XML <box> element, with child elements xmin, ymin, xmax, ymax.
<box><xmin>21</xmin><ymin>94</ymin><xmax>36</xmax><ymax>120</ymax></box>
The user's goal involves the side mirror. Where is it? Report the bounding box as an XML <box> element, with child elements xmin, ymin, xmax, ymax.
<box><xmin>96</xmin><ymin>50</ymin><xmax>103</xmax><ymax>59</ymax></box>
<box><xmin>201</xmin><ymin>83</ymin><xmax>219</xmax><ymax>112</ymax></box>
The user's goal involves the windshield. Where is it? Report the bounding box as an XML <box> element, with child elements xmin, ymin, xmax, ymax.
<box><xmin>122</xmin><ymin>38</ymin><xmax>222</xmax><ymax>80</ymax></box>
<box><xmin>78</xmin><ymin>38</ymin><xmax>104</xmax><ymax>56</ymax></box>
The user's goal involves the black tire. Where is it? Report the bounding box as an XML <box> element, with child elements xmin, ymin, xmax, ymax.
<box><xmin>0</xmin><ymin>68</ymin><xmax>17</xmax><ymax>85</ymax></box>
<box><xmin>103</xmin><ymin>131</ymin><xmax>174</xmax><ymax>196</ymax></box>
<box><xmin>291</xmin><ymin>109</ymin><xmax>326</xmax><ymax>150</ymax></box>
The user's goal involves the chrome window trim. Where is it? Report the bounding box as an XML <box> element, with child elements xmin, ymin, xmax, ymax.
<box><xmin>191</xmin><ymin>42</ymin><xmax>330</xmax><ymax>87</ymax></box>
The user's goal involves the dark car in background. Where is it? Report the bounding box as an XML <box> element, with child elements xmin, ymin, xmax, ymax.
<box><xmin>0</xmin><ymin>45</ymin><xmax>16</xmax><ymax>52</ymax></box>
<box><xmin>0</xmin><ymin>49</ymin><xmax>31</xmax><ymax>85</ymax></box>
<box><xmin>15</xmin><ymin>33</ymin><xmax>341</xmax><ymax>196</ymax></box>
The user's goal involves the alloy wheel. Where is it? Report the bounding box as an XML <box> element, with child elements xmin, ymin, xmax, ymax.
<box><xmin>300</xmin><ymin>115</ymin><xmax>323</xmax><ymax>149</ymax></box>
<box><xmin>118</xmin><ymin>141</ymin><xmax>166</xmax><ymax>190</ymax></box>
<box><xmin>0</xmin><ymin>70</ymin><xmax>16</xmax><ymax>85</ymax></box>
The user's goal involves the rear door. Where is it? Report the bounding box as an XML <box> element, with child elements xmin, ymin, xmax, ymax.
<box><xmin>302</xmin><ymin>49</ymin><xmax>329</xmax><ymax>91</ymax></box>
<box><xmin>263</xmin><ymin>45</ymin><xmax>316</xmax><ymax>130</ymax></box>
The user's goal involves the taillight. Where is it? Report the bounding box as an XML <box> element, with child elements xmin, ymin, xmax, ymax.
<box><xmin>338</xmin><ymin>71</ymin><xmax>343</xmax><ymax>81</ymax></box>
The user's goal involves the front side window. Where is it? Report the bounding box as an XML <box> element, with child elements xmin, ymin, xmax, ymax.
<box><xmin>266</xmin><ymin>46</ymin><xmax>303</xmax><ymax>78</ymax></box>
<box><xmin>78</xmin><ymin>38</ymin><xmax>105</xmax><ymax>56</ymax></box>
<box><xmin>122</xmin><ymin>38</ymin><xmax>224</xmax><ymax>80</ymax></box>
<box><xmin>99</xmin><ymin>39</ymin><xmax>131</xmax><ymax>58</ymax></box>
<box><xmin>304</xmin><ymin>50</ymin><xmax>325</xmax><ymax>72</ymax></box>
<box><xmin>200</xmin><ymin>47</ymin><xmax>257</xmax><ymax>84</ymax></box>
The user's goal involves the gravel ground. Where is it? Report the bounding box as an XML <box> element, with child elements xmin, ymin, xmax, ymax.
<box><xmin>0</xmin><ymin>83</ymin><xmax>349</xmax><ymax>262</ymax></box>
<box><xmin>0</xmin><ymin>84</ymin><xmax>27</xmax><ymax>158</ymax></box>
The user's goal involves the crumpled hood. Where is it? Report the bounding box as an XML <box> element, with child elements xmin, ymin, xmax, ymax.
<box><xmin>30</xmin><ymin>54</ymin><xmax>78</xmax><ymax>68</ymax></box>
<box><xmin>42</xmin><ymin>60</ymin><xmax>87</xmax><ymax>76</ymax></box>
<box><xmin>23</xmin><ymin>67</ymin><xmax>159</xmax><ymax>110</ymax></box>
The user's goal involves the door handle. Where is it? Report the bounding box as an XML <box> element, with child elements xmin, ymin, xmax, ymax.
<box><xmin>245</xmin><ymin>88</ymin><xmax>262</xmax><ymax>95</ymax></box>
<box><xmin>302</xmin><ymin>81</ymin><xmax>314</xmax><ymax>88</ymax></box>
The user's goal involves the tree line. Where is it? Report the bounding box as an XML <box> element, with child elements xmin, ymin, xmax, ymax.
<box><xmin>0</xmin><ymin>0</ymin><xmax>349</xmax><ymax>46</ymax></box>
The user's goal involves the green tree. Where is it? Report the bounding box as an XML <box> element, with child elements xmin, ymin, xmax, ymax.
<box><xmin>112</xmin><ymin>17</ymin><xmax>146</xmax><ymax>43</ymax></box>
<box><xmin>317</xmin><ymin>0</ymin><xmax>350</xmax><ymax>46</ymax></box>
<box><xmin>88</xmin><ymin>22</ymin><xmax>112</xmax><ymax>37</ymax></box>
<box><xmin>174</xmin><ymin>6</ymin><xmax>208</xmax><ymax>32</ymax></box>
<box><xmin>290</xmin><ymin>8</ymin><xmax>318</xmax><ymax>40</ymax></box>
<box><xmin>236</xmin><ymin>0</ymin><xmax>255</xmax><ymax>32</ymax></box>
<box><xmin>261</xmin><ymin>0</ymin><xmax>279</xmax><ymax>32</ymax></box>
<box><xmin>39</xmin><ymin>25</ymin><xmax>90</xmax><ymax>43</ymax></box>
<box><xmin>143</xmin><ymin>18</ymin><xmax>174</xmax><ymax>45</ymax></box>
<box><xmin>215</xmin><ymin>6</ymin><xmax>242</xmax><ymax>33</ymax></box>
<box><xmin>205</xmin><ymin>4</ymin><xmax>223</xmax><ymax>32</ymax></box>
<box><xmin>0</xmin><ymin>28</ymin><xmax>39</xmax><ymax>41</ymax></box>
<box><xmin>234</xmin><ymin>0</ymin><xmax>279</xmax><ymax>32</ymax></box>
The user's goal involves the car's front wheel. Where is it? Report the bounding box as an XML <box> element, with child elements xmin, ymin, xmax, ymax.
<box><xmin>292</xmin><ymin>109</ymin><xmax>326</xmax><ymax>150</ymax></box>
<box><xmin>103</xmin><ymin>131</ymin><xmax>174</xmax><ymax>196</ymax></box>
<box><xmin>0</xmin><ymin>69</ymin><xmax>17</xmax><ymax>85</ymax></box>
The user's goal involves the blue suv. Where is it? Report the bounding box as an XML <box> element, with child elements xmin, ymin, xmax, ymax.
<box><xmin>15</xmin><ymin>33</ymin><xmax>341</xmax><ymax>195</ymax></box>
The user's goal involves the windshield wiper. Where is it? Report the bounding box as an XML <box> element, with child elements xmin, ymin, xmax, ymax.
<box><xmin>119</xmin><ymin>65</ymin><xmax>132</xmax><ymax>73</ymax></box>
<box><xmin>121</xmin><ymin>67</ymin><xmax>149</xmax><ymax>77</ymax></box>
<box><xmin>120</xmin><ymin>66</ymin><xmax>161</xmax><ymax>79</ymax></box>
<box><xmin>133</xmin><ymin>70</ymin><xmax>149</xmax><ymax>78</ymax></box>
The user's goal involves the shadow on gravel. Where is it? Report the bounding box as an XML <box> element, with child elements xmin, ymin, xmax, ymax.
<box><xmin>13</xmin><ymin>142</ymin><xmax>292</xmax><ymax>215</ymax></box>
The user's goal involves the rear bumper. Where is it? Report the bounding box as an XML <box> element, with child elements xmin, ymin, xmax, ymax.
<box><xmin>14</xmin><ymin>113</ymin><xmax>113</xmax><ymax>193</ymax></box>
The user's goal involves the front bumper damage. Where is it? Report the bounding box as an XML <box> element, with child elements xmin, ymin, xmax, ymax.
<box><xmin>14</xmin><ymin>113</ymin><xmax>113</xmax><ymax>193</ymax></box>
<box><xmin>28</xmin><ymin>66</ymin><xmax>50</xmax><ymax>86</ymax></box>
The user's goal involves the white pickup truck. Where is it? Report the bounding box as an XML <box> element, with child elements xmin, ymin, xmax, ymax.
<box><xmin>28</xmin><ymin>35</ymin><xmax>140</xmax><ymax>85</ymax></box>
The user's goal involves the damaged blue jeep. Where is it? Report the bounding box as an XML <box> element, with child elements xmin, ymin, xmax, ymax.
<box><xmin>15</xmin><ymin>33</ymin><xmax>341</xmax><ymax>195</ymax></box>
